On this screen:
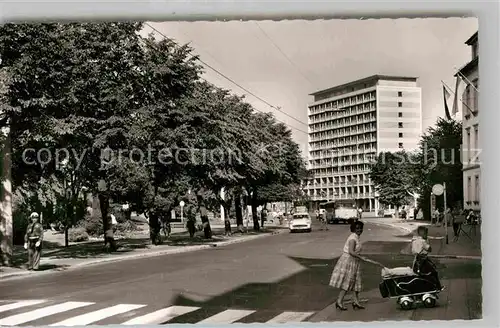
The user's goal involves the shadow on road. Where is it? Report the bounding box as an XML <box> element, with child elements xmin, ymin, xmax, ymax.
<box><xmin>166</xmin><ymin>240</ymin><xmax>482</xmax><ymax>323</ymax></box>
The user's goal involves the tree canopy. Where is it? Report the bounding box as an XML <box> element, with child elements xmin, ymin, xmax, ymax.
<box><xmin>0</xmin><ymin>22</ymin><xmax>307</xmax><ymax>253</ymax></box>
<box><xmin>369</xmin><ymin>118</ymin><xmax>463</xmax><ymax>218</ymax></box>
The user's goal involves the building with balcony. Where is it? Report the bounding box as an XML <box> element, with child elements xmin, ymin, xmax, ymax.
<box><xmin>457</xmin><ymin>31</ymin><xmax>480</xmax><ymax>212</ymax></box>
<box><xmin>305</xmin><ymin>75</ymin><xmax>422</xmax><ymax>214</ymax></box>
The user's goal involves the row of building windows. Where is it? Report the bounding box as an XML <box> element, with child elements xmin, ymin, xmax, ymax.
<box><xmin>311</xmin><ymin>152</ymin><xmax>376</xmax><ymax>164</ymax></box>
<box><xmin>310</xmin><ymin>112</ymin><xmax>376</xmax><ymax>132</ymax></box>
<box><xmin>310</xmin><ymin>144</ymin><xmax>376</xmax><ymax>159</ymax></box>
<box><xmin>310</xmin><ymin>132</ymin><xmax>377</xmax><ymax>148</ymax></box>
<box><xmin>310</xmin><ymin>123</ymin><xmax>376</xmax><ymax>141</ymax></box>
<box><xmin>308</xmin><ymin>173</ymin><xmax>370</xmax><ymax>184</ymax></box>
<box><xmin>310</xmin><ymin>164</ymin><xmax>372</xmax><ymax>175</ymax></box>
<box><xmin>309</xmin><ymin>102</ymin><xmax>376</xmax><ymax>123</ymax></box>
<box><xmin>309</xmin><ymin>91</ymin><xmax>377</xmax><ymax>115</ymax></box>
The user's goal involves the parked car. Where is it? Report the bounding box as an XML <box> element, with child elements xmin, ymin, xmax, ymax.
<box><xmin>289</xmin><ymin>212</ymin><xmax>312</xmax><ymax>233</ymax></box>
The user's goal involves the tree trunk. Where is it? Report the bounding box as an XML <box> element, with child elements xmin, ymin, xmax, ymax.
<box><xmin>98</xmin><ymin>193</ymin><xmax>109</xmax><ymax>246</ymax></box>
<box><xmin>251</xmin><ymin>191</ymin><xmax>260</xmax><ymax>231</ymax></box>
<box><xmin>394</xmin><ymin>205</ymin><xmax>399</xmax><ymax>219</ymax></box>
<box><xmin>0</xmin><ymin>129</ymin><xmax>12</xmax><ymax>266</ymax></box>
<box><xmin>234</xmin><ymin>194</ymin><xmax>244</xmax><ymax>232</ymax></box>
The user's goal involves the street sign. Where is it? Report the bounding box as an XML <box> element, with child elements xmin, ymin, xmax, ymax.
<box><xmin>179</xmin><ymin>201</ymin><xmax>185</xmax><ymax>207</ymax></box>
<box><xmin>432</xmin><ymin>184</ymin><xmax>444</xmax><ymax>196</ymax></box>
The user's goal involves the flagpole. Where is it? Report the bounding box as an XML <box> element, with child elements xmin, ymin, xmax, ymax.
<box><xmin>454</xmin><ymin>67</ymin><xmax>479</xmax><ymax>93</ymax></box>
<box><xmin>441</xmin><ymin>80</ymin><xmax>476</xmax><ymax>116</ymax></box>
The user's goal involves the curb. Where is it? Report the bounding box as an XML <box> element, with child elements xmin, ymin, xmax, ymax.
<box><xmin>74</xmin><ymin>229</ymin><xmax>286</xmax><ymax>268</ymax></box>
<box><xmin>362</xmin><ymin>220</ymin><xmax>414</xmax><ymax>234</ymax></box>
<box><xmin>0</xmin><ymin>229</ymin><xmax>286</xmax><ymax>281</ymax></box>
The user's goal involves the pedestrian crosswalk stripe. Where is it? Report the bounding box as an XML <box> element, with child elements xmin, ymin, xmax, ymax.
<box><xmin>0</xmin><ymin>300</ymin><xmax>47</xmax><ymax>314</ymax></box>
<box><xmin>0</xmin><ymin>301</ymin><xmax>94</xmax><ymax>326</ymax></box>
<box><xmin>121</xmin><ymin>306</ymin><xmax>200</xmax><ymax>325</ymax></box>
<box><xmin>266</xmin><ymin>311</ymin><xmax>315</xmax><ymax>323</ymax></box>
<box><xmin>197</xmin><ymin>309</ymin><xmax>256</xmax><ymax>324</ymax></box>
<box><xmin>50</xmin><ymin>304</ymin><xmax>146</xmax><ymax>326</ymax></box>
<box><xmin>0</xmin><ymin>300</ymin><xmax>326</xmax><ymax>325</ymax></box>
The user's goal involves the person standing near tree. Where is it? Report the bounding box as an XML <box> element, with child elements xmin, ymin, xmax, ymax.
<box><xmin>105</xmin><ymin>214</ymin><xmax>118</xmax><ymax>251</ymax></box>
<box><xmin>24</xmin><ymin>212</ymin><xmax>43</xmax><ymax>271</ymax></box>
<box><xmin>260</xmin><ymin>207</ymin><xmax>268</xmax><ymax>229</ymax></box>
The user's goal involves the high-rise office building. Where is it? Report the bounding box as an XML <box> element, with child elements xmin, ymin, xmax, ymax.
<box><xmin>305</xmin><ymin>75</ymin><xmax>422</xmax><ymax>214</ymax></box>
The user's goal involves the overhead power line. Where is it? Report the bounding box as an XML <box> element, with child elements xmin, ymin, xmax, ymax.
<box><xmin>254</xmin><ymin>22</ymin><xmax>317</xmax><ymax>88</ymax></box>
<box><xmin>144</xmin><ymin>22</ymin><xmax>309</xmax><ymax>134</ymax></box>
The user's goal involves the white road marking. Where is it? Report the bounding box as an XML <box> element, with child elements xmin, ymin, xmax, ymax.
<box><xmin>266</xmin><ymin>311</ymin><xmax>314</xmax><ymax>323</ymax></box>
<box><xmin>0</xmin><ymin>300</ymin><xmax>47</xmax><ymax>313</ymax></box>
<box><xmin>50</xmin><ymin>304</ymin><xmax>146</xmax><ymax>326</ymax></box>
<box><xmin>121</xmin><ymin>306</ymin><xmax>200</xmax><ymax>325</ymax></box>
<box><xmin>197</xmin><ymin>309</ymin><xmax>255</xmax><ymax>324</ymax></box>
<box><xmin>0</xmin><ymin>302</ymin><xmax>93</xmax><ymax>326</ymax></box>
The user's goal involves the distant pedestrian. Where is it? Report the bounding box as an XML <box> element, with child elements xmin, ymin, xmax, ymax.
<box><xmin>444</xmin><ymin>208</ymin><xmax>453</xmax><ymax>227</ymax></box>
<box><xmin>433</xmin><ymin>209</ymin><xmax>440</xmax><ymax>225</ymax></box>
<box><xmin>24</xmin><ymin>212</ymin><xmax>43</xmax><ymax>271</ymax></box>
<box><xmin>357</xmin><ymin>207</ymin><xmax>363</xmax><ymax>220</ymax></box>
<box><xmin>105</xmin><ymin>214</ymin><xmax>118</xmax><ymax>252</ymax></box>
<box><xmin>451</xmin><ymin>209</ymin><xmax>465</xmax><ymax>241</ymax></box>
<box><xmin>186</xmin><ymin>204</ymin><xmax>197</xmax><ymax>238</ymax></box>
<box><xmin>329</xmin><ymin>221</ymin><xmax>385</xmax><ymax>311</ymax></box>
<box><xmin>260</xmin><ymin>208</ymin><xmax>267</xmax><ymax>229</ymax></box>
<box><xmin>401</xmin><ymin>208</ymin><xmax>407</xmax><ymax>220</ymax></box>
<box><xmin>224</xmin><ymin>217</ymin><xmax>232</xmax><ymax>236</ymax></box>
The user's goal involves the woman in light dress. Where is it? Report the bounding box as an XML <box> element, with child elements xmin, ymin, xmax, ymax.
<box><xmin>329</xmin><ymin>221</ymin><xmax>385</xmax><ymax>311</ymax></box>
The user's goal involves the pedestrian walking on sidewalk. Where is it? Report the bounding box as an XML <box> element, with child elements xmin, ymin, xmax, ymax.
<box><xmin>24</xmin><ymin>212</ymin><xmax>43</xmax><ymax>271</ymax></box>
<box><xmin>451</xmin><ymin>209</ymin><xmax>465</xmax><ymax>242</ymax></box>
<box><xmin>329</xmin><ymin>221</ymin><xmax>385</xmax><ymax>311</ymax></box>
<box><xmin>105</xmin><ymin>214</ymin><xmax>118</xmax><ymax>252</ymax></box>
<box><xmin>260</xmin><ymin>208</ymin><xmax>267</xmax><ymax>229</ymax></box>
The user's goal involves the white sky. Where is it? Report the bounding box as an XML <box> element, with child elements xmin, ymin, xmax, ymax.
<box><xmin>145</xmin><ymin>17</ymin><xmax>478</xmax><ymax>155</ymax></box>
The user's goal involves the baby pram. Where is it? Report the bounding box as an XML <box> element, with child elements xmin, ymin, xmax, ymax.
<box><xmin>378</xmin><ymin>257</ymin><xmax>444</xmax><ymax>310</ymax></box>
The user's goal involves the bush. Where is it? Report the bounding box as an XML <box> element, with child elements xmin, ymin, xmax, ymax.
<box><xmin>115</xmin><ymin>220</ymin><xmax>138</xmax><ymax>234</ymax></box>
<box><xmin>68</xmin><ymin>227</ymin><xmax>89</xmax><ymax>242</ymax></box>
<box><xmin>78</xmin><ymin>213</ymin><xmax>103</xmax><ymax>237</ymax></box>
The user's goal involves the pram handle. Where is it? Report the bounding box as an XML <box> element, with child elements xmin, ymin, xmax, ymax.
<box><xmin>361</xmin><ymin>257</ymin><xmax>386</xmax><ymax>268</ymax></box>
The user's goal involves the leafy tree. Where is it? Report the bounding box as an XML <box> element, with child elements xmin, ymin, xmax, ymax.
<box><xmin>369</xmin><ymin>151</ymin><xmax>414</xmax><ymax>217</ymax></box>
<box><xmin>107</xmin><ymin>34</ymin><xmax>202</xmax><ymax>241</ymax></box>
<box><xmin>413</xmin><ymin>118</ymin><xmax>463</xmax><ymax>219</ymax></box>
<box><xmin>0</xmin><ymin>22</ymin><xmax>148</xmax><ymax>247</ymax></box>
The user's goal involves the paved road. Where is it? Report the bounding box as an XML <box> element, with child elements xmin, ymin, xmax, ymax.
<box><xmin>0</xmin><ymin>221</ymin><xmax>481</xmax><ymax>325</ymax></box>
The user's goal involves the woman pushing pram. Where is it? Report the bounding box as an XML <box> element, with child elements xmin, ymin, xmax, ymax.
<box><xmin>379</xmin><ymin>225</ymin><xmax>444</xmax><ymax>310</ymax></box>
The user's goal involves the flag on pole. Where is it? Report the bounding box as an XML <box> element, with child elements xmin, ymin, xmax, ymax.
<box><xmin>442</xmin><ymin>84</ymin><xmax>452</xmax><ymax>120</ymax></box>
<box><xmin>451</xmin><ymin>76</ymin><xmax>460</xmax><ymax>116</ymax></box>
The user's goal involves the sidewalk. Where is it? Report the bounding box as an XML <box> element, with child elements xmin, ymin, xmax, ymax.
<box><xmin>310</xmin><ymin>241</ymin><xmax>482</xmax><ymax>321</ymax></box>
<box><xmin>363</xmin><ymin>218</ymin><xmax>481</xmax><ymax>259</ymax></box>
<box><xmin>0</xmin><ymin>226</ymin><xmax>286</xmax><ymax>281</ymax></box>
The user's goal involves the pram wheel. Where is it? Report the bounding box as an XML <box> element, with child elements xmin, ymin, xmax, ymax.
<box><xmin>422</xmin><ymin>294</ymin><xmax>437</xmax><ymax>308</ymax></box>
<box><xmin>398</xmin><ymin>297</ymin><xmax>413</xmax><ymax>310</ymax></box>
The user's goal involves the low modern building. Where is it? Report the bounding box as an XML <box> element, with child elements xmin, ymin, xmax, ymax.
<box><xmin>305</xmin><ymin>75</ymin><xmax>422</xmax><ymax>214</ymax></box>
<box><xmin>457</xmin><ymin>31</ymin><xmax>480</xmax><ymax>212</ymax></box>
